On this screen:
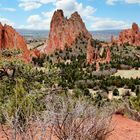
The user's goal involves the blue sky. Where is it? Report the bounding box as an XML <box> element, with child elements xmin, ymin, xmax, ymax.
<box><xmin>0</xmin><ymin>0</ymin><xmax>140</xmax><ymax>30</ymax></box>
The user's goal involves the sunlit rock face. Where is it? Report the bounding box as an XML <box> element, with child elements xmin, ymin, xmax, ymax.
<box><xmin>117</xmin><ymin>23</ymin><xmax>140</xmax><ymax>47</ymax></box>
<box><xmin>30</xmin><ymin>49</ymin><xmax>41</xmax><ymax>59</ymax></box>
<box><xmin>44</xmin><ymin>9</ymin><xmax>111</xmax><ymax>71</ymax></box>
<box><xmin>0</xmin><ymin>23</ymin><xmax>3</xmax><ymax>50</ymax></box>
<box><xmin>106</xmin><ymin>48</ymin><xmax>111</xmax><ymax>63</ymax></box>
<box><xmin>86</xmin><ymin>39</ymin><xmax>94</xmax><ymax>64</ymax></box>
<box><xmin>45</xmin><ymin>9</ymin><xmax>92</xmax><ymax>54</ymax></box>
<box><xmin>0</xmin><ymin>23</ymin><xmax>31</xmax><ymax>62</ymax></box>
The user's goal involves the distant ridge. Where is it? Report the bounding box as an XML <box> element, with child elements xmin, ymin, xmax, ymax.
<box><xmin>17</xmin><ymin>29</ymin><xmax>121</xmax><ymax>42</ymax></box>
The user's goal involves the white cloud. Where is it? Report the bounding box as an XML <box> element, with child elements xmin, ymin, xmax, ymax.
<box><xmin>18</xmin><ymin>0</ymin><xmax>130</xmax><ymax>30</ymax></box>
<box><xmin>0</xmin><ymin>8</ymin><xmax>16</xmax><ymax>12</ymax></box>
<box><xmin>54</xmin><ymin>0</ymin><xmax>96</xmax><ymax>18</ymax></box>
<box><xmin>19</xmin><ymin>14</ymin><xmax>50</xmax><ymax>29</ymax></box>
<box><xmin>19</xmin><ymin>0</ymin><xmax>56</xmax><ymax>11</ymax></box>
<box><xmin>41</xmin><ymin>0</ymin><xmax>96</xmax><ymax>19</ymax></box>
<box><xmin>91</xmin><ymin>18</ymin><xmax>130</xmax><ymax>30</ymax></box>
<box><xmin>19</xmin><ymin>1</ymin><xmax>41</xmax><ymax>11</ymax></box>
<box><xmin>19</xmin><ymin>0</ymin><xmax>96</xmax><ymax>30</ymax></box>
<box><xmin>27</xmin><ymin>15</ymin><xmax>41</xmax><ymax>23</ymax></box>
<box><xmin>42</xmin><ymin>11</ymin><xmax>54</xmax><ymax>18</ymax></box>
<box><xmin>125</xmin><ymin>0</ymin><xmax>140</xmax><ymax>4</ymax></box>
<box><xmin>0</xmin><ymin>17</ymin><xmax>15</xmax><ymax>26</ymax></box>
<box><xmin>54</xmin><ymin>0</ymin><xmax>76</xmax><ymax>16</ymax></box>
<box><xmin>106</xmin><ymin>0</ymin><xmax>140</xmax><ymax>5</ymax></box>
<box><xmin>19</xmin><ymin>0</ymin><xmax>140</xmax><ymax>11</ymax></box>
<box><xmin>106</xmin><ymin>0</ymin><xmax>120</xmax><ymax>5</ymax></box>
<box><xmin>20</xmin><ymin>0</ymin><xmax>55</xmax><ymax>3</ymax></box>
<box><xmin>19</xmin><ymin>0</ymin><xmax>97</xmax><ymax>15</ymax></box>
<box><xmin>39</xmin><ymin>0</ymin><xmax>56</xmax><ymax>4</ymax></box>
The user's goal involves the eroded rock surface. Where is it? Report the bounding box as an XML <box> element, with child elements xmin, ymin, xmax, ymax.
<box><xmin>0</xmin><ymin>23</ymin><xmax>30</xmax><ymax>62</ymax></box>
<box><xmin>45</xmin><ymin>10</ymin><xmax>111</xmax><ymax>71</ymax></box>
<box><xmin>45</xmin><ymin>9</ymin><xmax>92</xmax><ymax>54</ymax></box>
<box><xmin>117</xmin><ymin>23</ymin><xmax>140</xmax><ymax>47</ymax></box>
<box><xmin>86</xmin><ymin>39</ymin><xmax>94</xmax><ymax>64</ymax></box>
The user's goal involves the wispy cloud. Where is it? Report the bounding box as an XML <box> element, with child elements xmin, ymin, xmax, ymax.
<box><xmin>0</xmin><ymin>8</ymin><xmax>16</xmax><ymax>12</ymax></box>
<box><xmin>106</xmin><ymin>0</ymin><xmax>121</xmax><ymax>5</ymax></box>
<box><xmin>0</xmin><ymin>17</ymin><xmax>15</xmax><ymax>26</ymax></box>
<box><xmin>19</xmin><ymin>1</ymin><xmax>41</xmax><ymax>11</ymax></box>
<box><xmin>106</xmin><ymin>0</ymin><xmax>140</xmax><ymax>5</ymax></box>
<box><xmin>91</xmin><ymin>17</ymin><xmax>130</xmax><ymax>30</ymax></box>
<box><xmin>125</xmin><ymin>0</ymin><xmax>140</xmax><ymax>4</ymax></box>
<box><xmin>19</xmin><ymin>0</ymin><xmax>96</xmax><ymax>30</ymax></box>
<box><xmin>19</xmin><ymin>0</ymin><xmax>56</xmax><ymax>11</ymax></box>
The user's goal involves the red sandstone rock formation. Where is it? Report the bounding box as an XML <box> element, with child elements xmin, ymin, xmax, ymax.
<box><xmin>45</xmin><ymin>9</ymin><xmax>112</xmax><ymax>71</ymax></box>
<box><xmin>111</xmin><ymin>35</ymin><xmax>115</xmax><ymax>44</ymax></box>
<box><xmin>0</xmin><ymin>23</ymin><xmax>3</xmax><ymax>50</ymax></box>
<box><xmin>117</xmin><ymin>23</ymin><xmax>140</xmax><ymax>47</ymax></box>
<box><xmin>106</xmin><ymin>47</ymin><xmax>111</xmax><ymax>63</ymax></box>
<box><xmin>86</xmin><ymin>39</ymin><xmax>94</xmax><ymax>64</ymax></box>
<box><xmin>96</xmin><ymin>62</ymin><xmax>100</xmax><ymax>71</ymax></box>
<box><xmin>30</xmin><ymin>49</ymin><xmax>41</xmax><ymax>58</ymax></box>
<box><xmin>0</xmin><ymin>23</ymin><xmax>30</xmax><ymax>62</ymax></box>
<box><xmin>45</xmin><ymin>9</ymin><xmax>92</xmax><ymax>54</ymax></box>
<box><xmin>132</xmin><ymin>22</ymin><xmax>139</xmax><ymax>32</ymax></box>
<box><xmin>87</xmin><ymin>42</ymin><xmax>111</xmax><ymax>71</ymax></box>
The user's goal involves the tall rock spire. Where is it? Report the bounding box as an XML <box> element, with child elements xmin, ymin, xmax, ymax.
<box><xmin>44</xmin><ymin>9</ymin><xmax>92</xmax><ymax>54</ymax></box>
<box><xmin>86</xmin><ymin>38</ymin><xmax>94</xmax><ymax>64</ymax></box>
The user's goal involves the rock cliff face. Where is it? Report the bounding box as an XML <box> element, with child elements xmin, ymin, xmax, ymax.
<box><xmin>87</xmin><ymin>41</ymin><xmax>111</xmax><ymax>70</ymax></box>
<box><xmin>117</xmin><ymin>23</ymin><xmax>140</xmax><ymax>47</ymax></box>
<box><xmin>106</xmin><ymin>48</ymin><xmax>111</xmax><ymax>63</ymax></box>
<box><xmin>86</xmin><ymin>39</ymin><xmax>94</xmax><ymax>64</ymax></box>
<box><xmin>0</xmin><ymin>23</ymin><xmax>3</xmax><ymax>50</ymax></box>
<box><xmin>0</xmin><ymin>23</ymin><xmax>30</xmax><ymax>62</ymax></box>
<box><xmin>45</xmin><ymin>9</ymin><xmax>92</xmax><ymax>54</ymax></box>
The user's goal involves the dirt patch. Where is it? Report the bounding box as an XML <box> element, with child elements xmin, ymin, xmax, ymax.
<box><xmin>107</xmin><ymin>115</ymin><xmax>140</xmax><ymax>140</ymax></box>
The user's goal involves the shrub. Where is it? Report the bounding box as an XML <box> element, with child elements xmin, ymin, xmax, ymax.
<box><xmin>131</xmin><ymin>84</ymin><xmax>136</xmax><ymax>92</ymax></box>
<box><xmin>83</xmin><ymin>88</ymin><xmax>91</xmax><ymax>97</ymax></box>
<box><xmin>1</xmin><ymin>78</ymin><xmax>44</xmax><ymax>125</ymax></box>
<box><xmin>73</xmin><ymin>88</ymin><xmax>83</xmax><ymax>98</ymax></box>
<box><xmin>136</xmin><ymin>86</ymin><xmax>140</xmax><ymax>96</ymax></box>
<box><xmin>113</xmin><ymin>88</ymin><xmax>119</xmax><ymax>96</ymax></box>
<box><xmin>42</xmin><ymin>94</ymin><xmax>113</xmax><ymax>140</ymax></box>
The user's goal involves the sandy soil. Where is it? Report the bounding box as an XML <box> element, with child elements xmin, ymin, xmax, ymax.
<box><xmin>114</xmin><ymin>69</ymin><xmax>140</xmax><ymax>79</ymax></box>
<box><xmin>107</xmin><ymin>115</ymin><xmax>140</xmax><ymax>140</ymax></box>
<box><xmin>1</xmin><ymin>115</ymin><xmax>140</xmax><ymax>140</ymax></box>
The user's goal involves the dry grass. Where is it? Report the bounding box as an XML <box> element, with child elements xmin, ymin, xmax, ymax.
<box><xmin>114</xmin><ymin>69</ymin><xmax>140</xmax><ymax>79</ymax></box>
<box><xmin>0</xmin><ymin>94</ymin><xmax>114</xmax><ymax>140</ymax></box>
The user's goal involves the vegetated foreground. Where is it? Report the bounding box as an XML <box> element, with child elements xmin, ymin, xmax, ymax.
<box><xmin>0</xmin><ymin>9</ymin><xmax>140</xmax><ymax>140</ymax></box>
<box><xmin>1</xmin><ymin>115</ymin><xmax>140</xmax><ymax>140</ymax></box>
